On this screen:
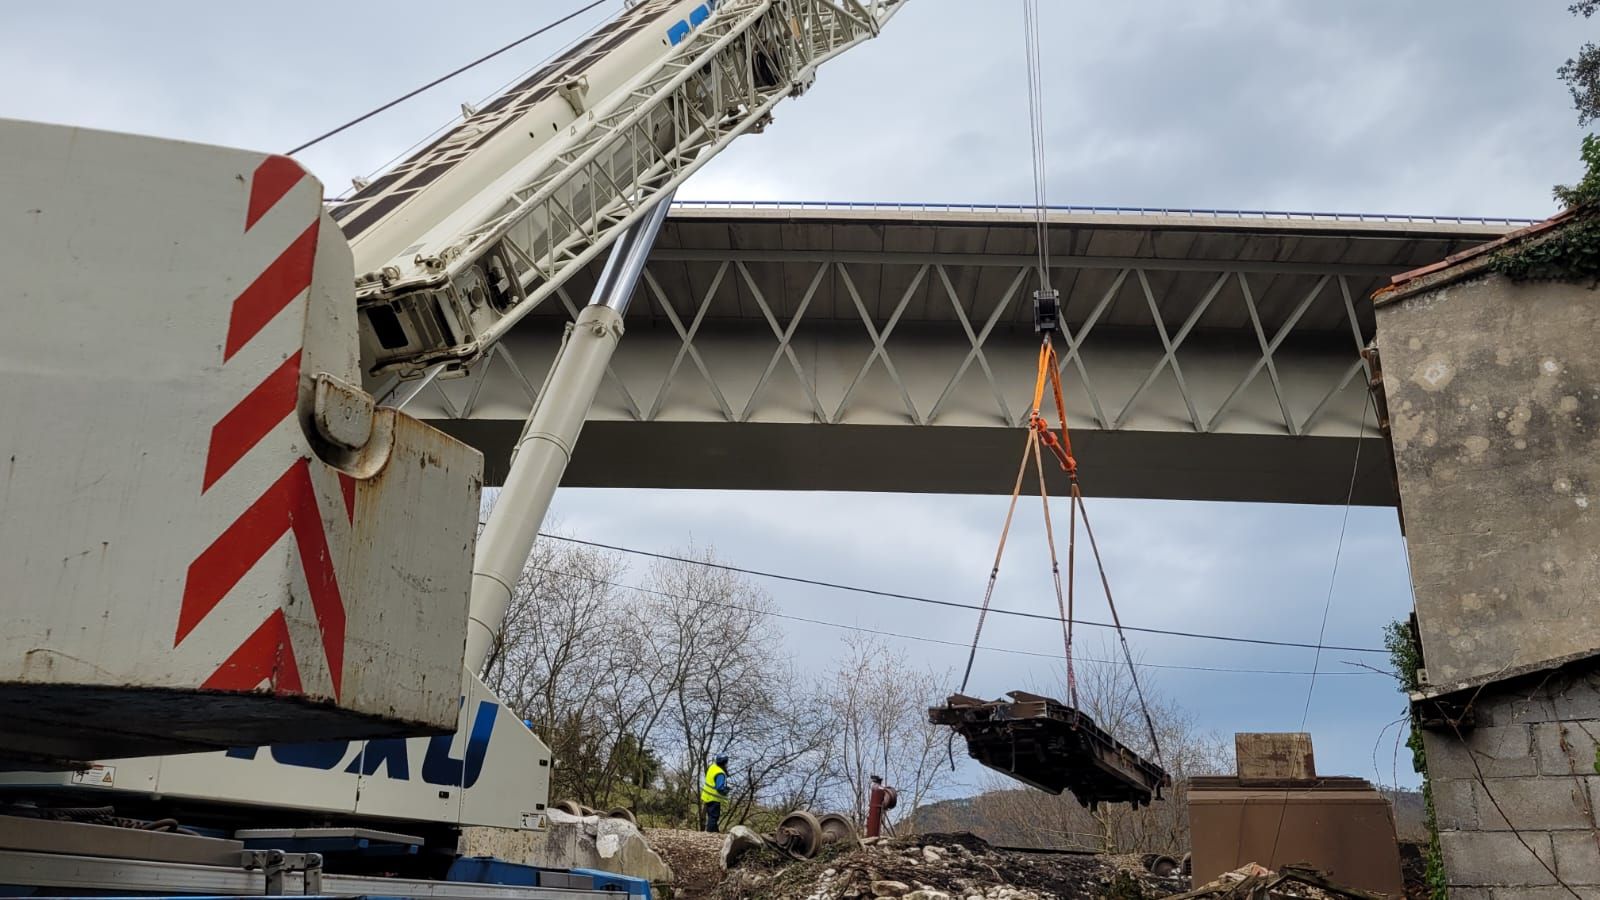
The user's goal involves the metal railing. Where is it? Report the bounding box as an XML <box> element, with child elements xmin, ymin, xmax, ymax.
<box><xmin>670</xmin><ymin>199</ymin><xmax>1541</xmax><ymax>227</ymax></box>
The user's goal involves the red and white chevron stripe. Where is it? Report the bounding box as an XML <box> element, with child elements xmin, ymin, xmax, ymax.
<box><xmin>176</xmin><ymin>156</ymin><xmax>349</xmax><ymax>699</ymax></box>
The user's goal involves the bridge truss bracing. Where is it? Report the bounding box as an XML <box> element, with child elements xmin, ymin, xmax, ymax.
<box><xmin>385</xmin><ymin>207</ymin><xmax>1511</xmax><ymax>504</ymax></box>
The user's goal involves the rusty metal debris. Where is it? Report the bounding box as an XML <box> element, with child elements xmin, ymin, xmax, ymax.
<box><xmin>1171</xmin><ymin>863</ymin><xmax>1383</xmax><ymax>900</ymax></box>
<box><xmin>928</xmin><ymin>691</ymin><xmax>1169</xmax><ymax>808</ymax></box>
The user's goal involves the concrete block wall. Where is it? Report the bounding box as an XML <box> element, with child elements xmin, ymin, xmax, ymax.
<box><xmin>1423</xmin><ymin>672</ymin><xmax>1600</xmax><ymax>897</ymax></box>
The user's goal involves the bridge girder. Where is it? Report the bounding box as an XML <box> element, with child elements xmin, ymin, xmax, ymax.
<box><xmin>388</xmin><ymin>207</ymin><xmax>1511</xmax><ymax>504</ymax></box>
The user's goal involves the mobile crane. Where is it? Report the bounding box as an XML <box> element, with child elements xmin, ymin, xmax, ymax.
<box><xmin>0</xmin><ymin>0</ymin><xmax>904</xmax><ymax>894</ymax></box>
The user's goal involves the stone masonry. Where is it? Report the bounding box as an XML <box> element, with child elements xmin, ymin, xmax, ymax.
<box><xmin>1375</xmin><ymin>217</ymin><xmax>1600</xmax><ymax>898</ymax></box>
<box><xmin>1422</xmin><ymin>672</ymin><xmax>1600</xmax><ymax>897</ymax></box>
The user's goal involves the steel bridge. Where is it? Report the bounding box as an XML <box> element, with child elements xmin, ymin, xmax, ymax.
<box><xmin>385</xmin><ymin>203</ymin><xmax>1522</xmax><ymax>504</ymax></box>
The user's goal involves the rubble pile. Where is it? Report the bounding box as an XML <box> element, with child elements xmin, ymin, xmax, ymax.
<box><xmin>711</xmin><ymin>832</ymin><xmax>1186</xmax><ymax>900</ymax></box>
<box><xmin>1170</xmin><ymin>864</ymin><xmax>1381</xmax><ymax>900</ymax></box>
<box><xmin>647</xmin><ymin>829</ymin><xmax>731</xmax><ymax>897</ymax></box>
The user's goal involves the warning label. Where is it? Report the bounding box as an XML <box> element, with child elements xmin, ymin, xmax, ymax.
<box><xmin>70</xmin><ymin>765</ymin><xmax>115</xmax><ymax>787</ymax></box>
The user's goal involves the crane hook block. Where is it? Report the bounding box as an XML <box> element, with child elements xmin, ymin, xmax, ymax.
<box><xmin>1033</xmin><ymin>289</ymin><xmax>1060</xmax><ymax>334</ymax></box>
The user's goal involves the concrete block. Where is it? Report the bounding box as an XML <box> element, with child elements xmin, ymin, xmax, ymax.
<box><xmin>1535</xmin><ymin>721</ymin><xmax>1600</xmax><ymax>776</ymax></box>
<box><xmin>1552</xmin><ymin>678</ymin><xmax>1600</xmax><ymax>722</ymax></box>
<box><xmin>1425</xmin><ymin>725</ymin><xmax>1537</xmax><ymax>779</ymax></box>
<box><xmin>1440</xmin><ymin>829</ymin><xmax>1556</xmax><ymax>886</ymax></box>
<box><xmin>1554</xmin><ymin>831</ymin><xmax>1600</xmax><ymax>884</ymax></box>
<box><xmin>1501</xmin><ymin>680</ymin><xmax>1600</xmax><ymax>726</ymax></box>
<box><xmin>1475</xmin><ymin>777</ymin><xmax>1595</xmax><ymax>831</ymax></box>
<box><xmin>1435</xmin><ymin>777</ymin><xmax>1479</xmax><ymax>830</ymax></box>
<box><xmin>1235</xmin><ymin>732</ymin><xmax>1315</xmax><ymax>781</ymax></box>
<box><xmin>1465</xmin><ymin>883</ymin><xmax>1600</xmax><ymax>890</ymax></box>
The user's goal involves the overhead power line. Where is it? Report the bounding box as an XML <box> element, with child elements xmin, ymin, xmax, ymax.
<box><xmin>287</xmin><ymin>0</ymin><xmax>611</xmax><ymax>155</ymax></box>
<box><xmin>528</xmin><ymin>565</ymin><xmax>1385</xmax><ymax>679</ymax></box>
<box><xmin>535</xmin><ymin>533</ymin><xmax>1389</xmax><ymax>655</ymax></box>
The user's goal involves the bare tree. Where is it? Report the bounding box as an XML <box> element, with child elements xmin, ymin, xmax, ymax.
<box><xmin>632</xmin><ymin>545</ymin><xmax>831</xmax><ymax>828</ymax></box>
<box><xmin>822</xmin><ymin>635</ymin><xmax>957</xmax><ymax>831</ymax></box>
<box><xmin>480</xmin><ymin>535</ymin><xmax>665</xmax><ymax>806</ymax></box>
<box><xmin>478</xmin><ymin>536</ymin><xmax>966</xmax><ymax>830</ymax></box>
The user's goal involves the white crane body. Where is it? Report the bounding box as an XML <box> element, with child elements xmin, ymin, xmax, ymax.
<box><xmin>345</xmin><ymin>0</ymin><xmax>900</xmax><ymax>378</ymax></box>
<box><xmin>0</xmin><ymin>0</ymin><xmax>904</xmax><ymax>891</ymax></box>
<box><xmin>0</xmin><ymin>121</ymin><xmax>481</xmax><ymax>767</ymax></box>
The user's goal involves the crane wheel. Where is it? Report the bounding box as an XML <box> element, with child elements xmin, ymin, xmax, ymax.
<box><xmin>553</xmin><ymin>800</ymin><xmax>584</xmax><ymax>817</ymax></box>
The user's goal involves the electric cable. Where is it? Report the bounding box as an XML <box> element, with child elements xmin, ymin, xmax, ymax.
<box><xmin>526</xmin><ymin>564</ymin><xmax>1387</xmax><ymax>679</ymax></box>
<box><xmin>536</xmin><ymin>533</ymin><xmax>1389</xmax><ymax>655</ymax></box>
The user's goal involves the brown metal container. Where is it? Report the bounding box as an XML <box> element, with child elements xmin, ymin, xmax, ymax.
<box><xmin>1187</xmin><ymin>775</ymin><xmax>1405</xmax><ymax>896</ymax></box>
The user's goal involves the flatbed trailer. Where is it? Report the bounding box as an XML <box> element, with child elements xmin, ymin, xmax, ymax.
<box><xmin>930</xmin><ymin>691</ymin><xmax>1169</xmax><ymax>808</ymax></box>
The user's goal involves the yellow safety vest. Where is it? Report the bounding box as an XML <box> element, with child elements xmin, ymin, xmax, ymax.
<box><xmin>701</xmin><ymin>763</ymin><xmax>728</xmax><ymax>803</ymax></box>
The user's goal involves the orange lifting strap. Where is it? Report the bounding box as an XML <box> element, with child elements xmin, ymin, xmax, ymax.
<box><xmin>956</xmin><ymin>335</ymin><xmax>1164</xmax><ymax>768</ymax></box>
<box><xmin>1030</xmin><ymin>337</ymin><xmax>1076</xmax><ymax>479</ymax></box>
<box><xmin>960</xmin><ymin>334</ymin><xmax>1081</xmax><ymax>707</ymax></box>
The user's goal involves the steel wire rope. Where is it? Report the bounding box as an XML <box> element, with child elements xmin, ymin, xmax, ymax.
<box><xmin>324</xmin><ymin>14</ymin><xmax>612</xmax><ymax>201</ymax></box>
<box><xmin>949</xmin><ymin>3</ymin><xmax>1167</xmax><ymax>768</ymax></box>
<box><xmin>286</xmin><ymin>0</ymin><xmax>611</xmax><ymax>156</ymax></box>
<box><xmin>1022</xmin><ymin>0</ymin><xmax>1051</xmax><ymax>290</ymax></box>
<box><xmin>1267</xmin><ymin>393</ymin><xmax>1373</xmax><ymax>864</ymax></box>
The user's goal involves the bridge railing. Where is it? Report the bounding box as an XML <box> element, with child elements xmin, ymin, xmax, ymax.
<box><xmin>670</xmin><ymin>199</ymin><xmax>1540</xmax><ymax>227</ymax></box>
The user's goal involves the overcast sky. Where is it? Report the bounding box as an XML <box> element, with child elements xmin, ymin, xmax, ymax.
<box><xmin>6</xmin><ymin>1</ymin><xmax>1589</xmax><ymax>795</ymax></box>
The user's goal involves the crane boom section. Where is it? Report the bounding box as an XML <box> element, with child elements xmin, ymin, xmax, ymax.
<box><xmin>339</xmin><ymin>0</ymin><xmax>904</xmax><ymax>377</ymax></box>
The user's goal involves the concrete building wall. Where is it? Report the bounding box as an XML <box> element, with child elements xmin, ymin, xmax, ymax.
<box><xmin>1377</xmin><ymin>254</ymin><xmax>1600</xmax><ymax>898</ymax></box>
<box><xmin>1376</xmin><ymin>273</ymin><xmax>1600</xmax><ymax>686</ymax></box>
<box><xmin>1422</xmin><ymin>673</ymin><xmax>1600</xmax><ymax>897</ymax></box>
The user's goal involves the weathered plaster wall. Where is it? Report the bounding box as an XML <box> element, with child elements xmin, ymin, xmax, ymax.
<box><xmin>1376</xmin><ymin>274</ymin><xmax>1600</xmax><ymax>685</ymax></box>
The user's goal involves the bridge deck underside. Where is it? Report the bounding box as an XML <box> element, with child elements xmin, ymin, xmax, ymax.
<box><xmin>394</xmin><ymin>209</ymin><xmax>1507</xmax><ymax>504</ymax></box>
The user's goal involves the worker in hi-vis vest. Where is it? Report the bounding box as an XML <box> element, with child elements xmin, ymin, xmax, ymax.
<box><xmin>701</xmin><ymin>754</ymin><xmax>730</xmax><ymax>832</ymax></box>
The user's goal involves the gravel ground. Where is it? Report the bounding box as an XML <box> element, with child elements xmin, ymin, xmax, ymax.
<box><xmin>648</xmin><ymin>828</ymin><xmax>730</xmax><ymax>897</ymax></box>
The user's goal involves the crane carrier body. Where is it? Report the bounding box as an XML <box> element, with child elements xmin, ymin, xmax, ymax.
<box><xmin>0</xmin><ymin>0</ymin><xmax>904</xmax><ymax>894</ymax></box>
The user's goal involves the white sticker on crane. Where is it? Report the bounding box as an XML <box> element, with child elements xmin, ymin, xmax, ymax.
<box><xmin>70</xmin><ymin>765</ymin><xmax>115</xmax><ymax>787</ymax></box>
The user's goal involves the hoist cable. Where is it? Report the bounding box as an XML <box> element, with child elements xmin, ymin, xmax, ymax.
<box><xmin>1021</xmin><ymin>0</ymin><xmax>1051</xmax><ymax>290</ymax></box>
<box><xmin>286</xmin><ymin>0</ymin><xmax>611</xmax><ymax>156</ymax></box>
<box><xmin>1015</xmin><ymin>3</ymin><xmax>1163</xmax><ymax>765</ymax></box>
